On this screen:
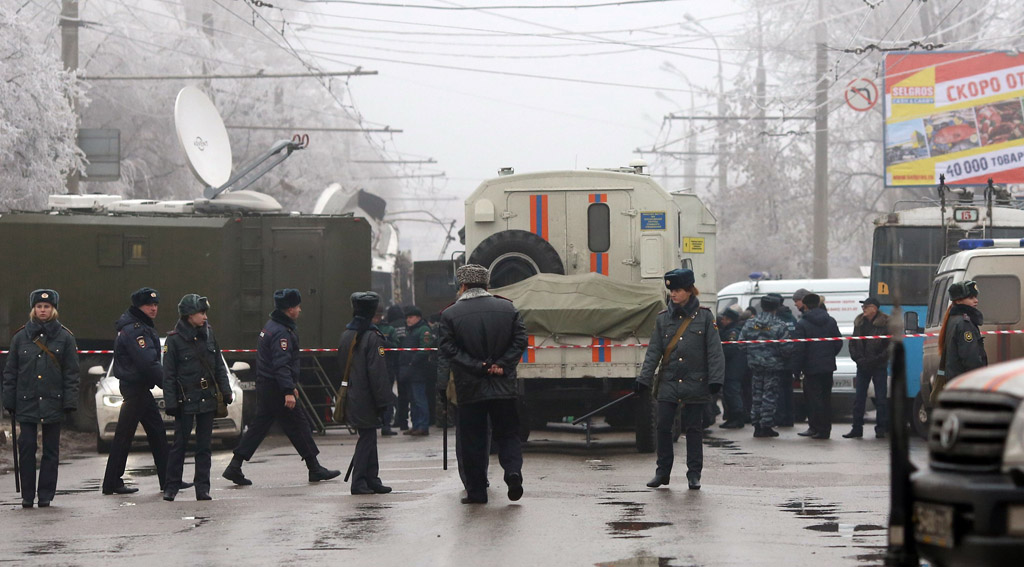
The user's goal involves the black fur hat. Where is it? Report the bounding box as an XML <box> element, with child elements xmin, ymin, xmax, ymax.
<box><xmin>760</xmin><ymin>293</ymin><xmax>783</xmax><ymax>311</ymax></box>
<box><xmin>131</xmin><ymin>287</ymin><xmax>160</xmax><ymax>308</ymax></box>
<box><xmin>948</xmin><ymin>280</ymin><xmax>979</xmax><ymax>301</ymax></box>
<box><xmin>351</xmin><ymin>291</ymin><xmax>380</xmax><ymax>318</ymax></box>
<box><xmin>178</xmin><ymin>294</ymin><xmax>210</xmax><ymax>317</ymax></box>
<box><xmin>30</xmin><ymin>289</ymin><xmax>59</xmax><ymax>308</ymax></box>
<box><xmin>663</xmin><ymin>268</ymin><xmax>695</xmax><ymax>290</ymax></box>
<box><xmin>274</xmin><ymin>288</ymin><xmax>302</xmax><ymax>310</ymax></box>
<box><xmin>404</xmin><ymin>305</ymin><xmax>423</xmax><ymax>318</ymax></box>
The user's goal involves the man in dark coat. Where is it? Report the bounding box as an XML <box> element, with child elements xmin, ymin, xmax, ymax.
<box><xmin>791</xmin><ymin>294</ymin><xmax>842</xmax><ymax>440</ymax></box>
<box><xmin>102</xmin><ymin>287</ymin><xmax>171</xmax><ymax>496</ymax></box>
<box><xmin>223</xmin><ymin>289</ymin><xmax>340</xmax><ymax>485</ymax></box>
<box><xmin>339</xmin><ymin>291</ymin><xmax>395</xmax><ymax>495</ymax></box>
<box><xmin>384</xmin><ymin>305</ymin><xmax>408</xmax><ymax>431</ymax></box>
<box><xmin>637</xmin><ymin>269</ymin><xmax>724</xmax><ymax>490</ymax></box>
<box><xmin>3</xmin><ymin>289</ymin><xmax>79</xmax><ymax>508</ymax></box>
<box><xmin>774</xmin><ymin>298</ymin><xmax>799</xmax><ymax>428</ymax></box>
<box><xmin>718</xmin><ymin>305</ymin><xmax>747</xmax><ymax>429</ymax></box>
<box><xmin>845</xmin><ymin>296</ymin><xmax>891</xmax><ymax>439</ymax></box>
<box><xmin>437</xmin><ymin>264</ymin><xmax>528</xmax><ymax>504</ymax></box>
<box><xmin>400</xmin><ymin>306</ymin><xmax>434</xmax><ymax>436</ymax></box>
<box><xmin>373</xmin><ymin>305</ymin><xmax>398</xmax><ymax>436</ymax></box>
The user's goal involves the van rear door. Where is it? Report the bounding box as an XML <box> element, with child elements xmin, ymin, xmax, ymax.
<box><xmin>565</xmin><ymin>190</ymin><xmax>634</xmax><ymax>280</ymax></box>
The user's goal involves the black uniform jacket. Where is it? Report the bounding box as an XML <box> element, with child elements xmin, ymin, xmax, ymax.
<box><xmin>163</xmin><ymin>319</ymin><xmax>231</xmax><ymax>415</ymax></box>
<box><xmin>256</xmin><ymin>310</ymin><xmax>300</xmax><ymax>393</ymax></box>
<box><xmin>638</xmin><ymin>296</ymin><xmax>725</xmax><ymax>404</ymax></box>
<box><xmin>437</xmin><ymin>289</ymin><xmax>528</xmax><ymax>406</ymax></box>
<box><xmin>849</xmin><ymin>311</ymin><xmax>890</xmax><ymax>371</ymax></box>
<box><xmin>338</xmin><ymin>317</ymin><xmax>395</xmax><ymax>429</ymax></box>
<box><xmin>719</xmin><ymin>319</ymin><xmax>748</xmax><ymax>383</ymax></box>
<box><xmin>792</xmin><ymin>307</ymin><xmax>843</xmax><ymax>375</ymax></box>
<box><xmin>113</xmin><ymin>307</ymin><xmax>164</xmax><ymax>391</ymax></box>
<box><xmin>2</xmin><ymin>318</ymin><xmax>79</xmax><ymax>423</ymax></box>
<box><xmin>943</xmin><ymin>304</ymin><xmax>988</xmax><ymax>381</ymax></box>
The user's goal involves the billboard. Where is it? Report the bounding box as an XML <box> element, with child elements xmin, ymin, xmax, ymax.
<box><xmin>884</xmin><ymin>51</ymin><xmax>1024</xmax><ymax>186</ymax></box>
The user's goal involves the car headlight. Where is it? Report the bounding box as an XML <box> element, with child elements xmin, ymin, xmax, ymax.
<box><xmin>102</xmin><ymin>394</ymin><xmax>124</xmax><ymax>408</ymax></box>
<box><xmin>1001</xmin><ymin>400</ymin><xmax>1024</xmax><ymax>481</ymax></box>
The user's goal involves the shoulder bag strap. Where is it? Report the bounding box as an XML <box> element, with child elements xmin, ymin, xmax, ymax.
<box><xmin>339</xmin><ymin>332</ymin><xmax>361</xmax><ymax>394</ymax></box>
<box><xmin>33</xmin><ymin>337</ymin><xmax>62</xmax><ymax>371</ymax></box>
<box><xmin>189</xmin><ymin>339</ymin><xmax>223</xmax><ymax>397</ymax></box>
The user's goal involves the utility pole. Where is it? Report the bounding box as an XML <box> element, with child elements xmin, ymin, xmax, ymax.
<box><xmin>813</xmin><ymin>0</ymin><xmax>829</xmax><ymax>277</ymax></box>
<box><xmin>61</xmin><ymin>0</ymin><xmax>80</xmax><ymax>194</ymax></box>
<box><xmin>756</xmin><ymin>7</ymin><xmax>766</xmax><ymax>121</ymax></box>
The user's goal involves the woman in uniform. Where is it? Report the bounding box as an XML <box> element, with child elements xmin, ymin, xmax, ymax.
<box><xmin>933</xmin><ymin>280</ymin><xmax>988</xmax><ymax>403</ymax></box>
<box><xmin>635</xmin><ymin>269</ymin><xmax>725</xmax><ymax>490</ymax></box>
<box><xmin>162</xmin><ymin>294</ymin><xmax>232</xmax><ymax>501</ymax></box>
<box><xmin>2</xmin><ymin>289</ymin><xmax>79</xmax><ymax>508</ymax></box>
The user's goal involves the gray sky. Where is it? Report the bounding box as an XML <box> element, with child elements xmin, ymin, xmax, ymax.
<box><xmin>293</xmin><ymin>0</ymin><xmax>746</xmax><ymax>260</ymax></box>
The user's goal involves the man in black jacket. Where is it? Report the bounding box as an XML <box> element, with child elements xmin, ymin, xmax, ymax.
<box><xmin>102</xmin><ymin>287</ymin><xmax>170</xmax><ymax>496</ymax></box>
<box><xmin>718</xmin><ymin>306</ymin><xmax>747</xmax><ymax>429</ymax></box>
<box><xmin>792</xmin><ymin>294</ymin><xmax>843</xmax><ymax>439</ymax></box>
<box><xmin>845</xmin><ymin>297</ymin><xmax>891</xmax><ymax>439</ymax></box>
<box><xmin>222</xmin><ymin>289</ymin><xmax>340</xmax><ymax>485</ymax></box>
<box><xmin>437</xmin><ymin>264</ymin><xmax>528</xmax><ymax>504</ymax></box>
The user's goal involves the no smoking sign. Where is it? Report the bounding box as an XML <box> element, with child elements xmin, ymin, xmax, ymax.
<box><xmin>845</xmin><ymin>78</ymin><xmax>879</xmax><ymax>112</ymax></box>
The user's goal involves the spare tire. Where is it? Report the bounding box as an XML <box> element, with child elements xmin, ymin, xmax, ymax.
<box><xmin>469</xmin><ymin>230</ymin><xmax>564</xmax><ymax>288</ymax></box>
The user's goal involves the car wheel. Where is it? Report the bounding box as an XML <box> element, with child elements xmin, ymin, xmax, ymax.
<box><xmin>96</xmin><ymin>432</ymin><xmax>111</xmax><ymax>454</ymax></box>
<box><xmin>911</xmin><ymin>392</ymin><xmax>931</xmax><ymax>440</ymax></box>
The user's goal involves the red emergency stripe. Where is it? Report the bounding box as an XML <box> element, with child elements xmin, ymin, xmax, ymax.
<box><xmin>589</xmin><ymin>193</ymin><xmax>606</xmax><ymax>203</ymax></box>
<box><xmin>530</xmin><ymin>195</ymin><xmax>549</xmax><ymax>241</ymax></box>
<box><xmin>591</xmin><ymin>337</ymin><xmax>612</xmax><ymax>362</ymax></box>
<box><xmin>590</xmin><ymin>253</ymin><xmax>608</xmax><ymax>275</ymax></box>
<box><xmin>521</xmin><ymin>335</ymin><xmax>536</xmax><ymax>363</ymax></box>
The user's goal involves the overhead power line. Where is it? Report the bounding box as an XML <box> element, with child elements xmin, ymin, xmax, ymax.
<box><xmin>87</xmin><ymin>70</ymin><xmax>376</xmax><ymax>81</ymax></box>
<box><xmin>294</xmin><ymin>0</ymin><xmax>678</xmax><ymax>10</ymax></box>
<box><xmin>225</xmin><ymin>125</ymin><xmax>402</xmax><ymax>133</ymax></box>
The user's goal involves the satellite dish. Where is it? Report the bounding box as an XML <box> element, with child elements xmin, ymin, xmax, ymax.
<box><xmin>175</xmin><ymin>86</ymin><xmax>232</xmax><ymax>189</ymax></box>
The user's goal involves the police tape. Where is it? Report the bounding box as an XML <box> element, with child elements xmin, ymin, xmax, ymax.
<box><xmin>3</xmin><ymin>330</ymin><xmax>1023</xmax><ymax>355</ymax></box>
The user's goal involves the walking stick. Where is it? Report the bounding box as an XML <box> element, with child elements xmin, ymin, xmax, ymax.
<box><xmin>11</xmin><ymin>415</ymin><xmax>19</xmax><ymax>494</ymax></box>
<box><xmin>442</xmin><ymin>393</ymin><xmax>448</xmax><ymax>471</ymax></box>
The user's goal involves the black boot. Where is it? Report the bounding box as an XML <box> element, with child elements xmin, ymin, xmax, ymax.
<box><xmin>646</xmin><ymin>473</ymin><xmax>670</xmax><ymax>488</ymax></box>
<box><xmin>842</xmin><ymin>428</ymin><xmax>863</xmax><ymax>439</ymax></box>
<box><xmin>307</xmin><ymin>458</ymin><xmax>341</xmax><ymax>482</ymax></box>
<box><xmin>162</xmin><ymin>488</ymin><xmax>177</xmax><ymax>502</ymax></box>
<box><xmin>222</xmin><ymin>456</ymin><xmax>252</xmax><ymax>486</ymax></box>
<box><xmin>687</xmin><ymin>472</ymin><xmax>701</xmax><ymax>490</ymax></box>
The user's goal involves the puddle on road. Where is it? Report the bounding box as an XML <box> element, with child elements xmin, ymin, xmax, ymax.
<box><xmin>55</xmin><ymin>479</ymin><xmax>102</xmax><ymax>495</ymax></box>
<box><xmin>125</xmin><ymin>465</ymin><xmax>159</xmax><ymax>478</ymax></box>
<box><xmin>780</xmin><ymin>497</ymin><xmax>886</xmax><ymax>565</ymax></box>
<box><xmin>596</xmin><ymin>555</ymin><xmax>689</xmax><ymax>567</ymax></box>
<box><xmin>602</xmin><ymin>484</ymin><xmax>648</xmax><ymax>495</ymax></box>
<box><xmin>606</xmin><ymin>521</ymin><xmax>673</xmax><ymax>539</ymax></box>
<box><xmin>181</xmin><ymin>515</ymin><xmax>210</xmax><ymax>530</ymax></box>
<box><xmin>587</xmin><ymin>459</ymin><xmax>613</xmax><ymax>471</ymax></box>
<box><xmin>24</xmin><ymin>541</ymin><xmax>68</xmax><ymax>556</ymax></box>
<box><xmin>807</xmin><ymin>523</ymin><xmax>885</xmax><ymax>535</ymax></box>
<box><xmin>703</xmin><ymin>436</ymin><xmax>750</xmax><ymax>456</ymax></box>
<box><xmin>779</xmin><ymin>498</ymin><xmax>839</xmax><ymax>521</ymax></box>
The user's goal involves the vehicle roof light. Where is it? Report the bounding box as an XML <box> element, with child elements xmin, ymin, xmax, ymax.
<box><xmin>958</xmin><ymin>238</ymin><xmax>1024</xmax><ymax>250</ymax></box>
<box><xmin>749</xmin><ymin>271</ymin><xmax>770</xmax><ymax>281</ymax></box>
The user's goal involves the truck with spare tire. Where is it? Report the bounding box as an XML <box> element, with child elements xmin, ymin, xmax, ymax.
<box><xmin>463</xmin><ymin>163</ymin><xmax>718</xmax><ymax>451</ymax></box>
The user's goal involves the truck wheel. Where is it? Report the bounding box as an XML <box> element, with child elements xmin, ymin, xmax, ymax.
<box><xmin>911</xmin><ymin>392</ymin><xmax>931</xmax><ymax>440</ymax></box>
<box><xmin>469</xmin><ymin>230</ymin><xmax>564</xmax><ymax>288</ymax></box>
<box><xmin>635</xmin><ymin>393</ymin><xmax>656</xmax><ymax>453</ymax></box>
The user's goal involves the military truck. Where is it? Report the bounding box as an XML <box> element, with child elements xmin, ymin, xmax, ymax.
<box><xmin>462</xmin><ymin>164</ymin><xmax>718</xmax><ymax>451</ymax></box>
<box><xmin>0</xmin><ymin>202</ymin><xmax>371</xmax><ymax>432</ymax></box>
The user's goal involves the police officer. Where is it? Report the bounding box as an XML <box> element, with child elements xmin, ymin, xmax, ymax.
<box><xmin>933</xmin><ymin>280</ymin><xmax>987</xmax><ymax>403</ymax></box>
<box><xmin>739</xmin><ymin>293</ymin><xmax>794</xmax><ymax>438</ymax></box>
<box><xmin>384</xmin><ymin>305</ymin><xmax>408</xmax><ymax>431</ymax></box>
<box><xmin>373</xmin><ymin>305</ymin><xmax>398</xmax><ymax>436</ymax></box>
<box><xmin>162</xmin><ymin>294</ymin><xmax>232</xmax><ymax>502</ymax></box>
<box><xmin>773</xmin><ymin>295</ymin><xmax>799</xmax><ymax>428</ymax></box>
<box><xmin>400</xmin><ymin>306</ymin><xmax>434</xmax><ymax>436</ymax></box>
<box><xmin>102</xmin><ymin>287</ymin><xmax>171</xmax><ymax>496</ymax></box>
<box><xmin>637</xmin><ymin>269</ymin><xmax>724</xmax><ymax>490</ymax></box>
<box><xmin>718</xmin><ymin>305</ymin><xmax>747</xmax><ymax>429</ymax></box>
<box><xmin>222</xmin><ymin>289</ymin><xmax>341</xmax><ymax>486</ymax></box>
<box><xmin>339</xmin><ymin>292</ymin><xmax>395</xmax><ymax>495</ymax></box>
<box><xmin>2</xmin><ymin>289</ymin><xmax>79</xmax><ymax>508</ymax></box>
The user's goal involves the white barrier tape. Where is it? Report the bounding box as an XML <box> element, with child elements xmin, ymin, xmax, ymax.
<box><xmin>4</xmin><ymin>329</ymin><xmax>1023</xmax><ymax>355</ymax></box>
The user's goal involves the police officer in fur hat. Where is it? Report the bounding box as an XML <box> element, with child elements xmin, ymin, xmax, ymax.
<box><xmin>223</xmin><ymin>289</ymin><xmax>341</xmax><ymax>486</ymax></box>
<box><xmin>339</xmin><ymin>292</ymin><xmax>395</xmax><ymax>495</ymax></box>
<box><xmin>636</xmin><ymin>269</ymin><xmax>724</xmax><ymax>490</ymax></box>
<box><xmin>102</xmin><ymin>287</ymin><xmax>172</xmax><ymax>496</ymax></box>
<box><xmin>3</xmin><ymin>289</ymin><xmax>79</xmax><ymax>508</ymax></box>
<box><xmin>738</xmin><ymin>292</ymin><xmax>794</xmax><ymax>438</ymax></box>
<box><xmin>933</xmin><ymin>280</ymin><xmax>987</xmax><ymax>403</ymax></box>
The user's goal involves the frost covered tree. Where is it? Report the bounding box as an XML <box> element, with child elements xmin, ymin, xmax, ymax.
<box><xmin>0</xmin><ymin>5</ymin><xmax>84</xmax><ymax>210</ymax></box>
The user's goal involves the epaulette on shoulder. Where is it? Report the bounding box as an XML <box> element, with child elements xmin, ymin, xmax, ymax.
<box><xmin>373</xmin><ymin>328</ymin><xmax>386</xmax><ymax>339</ymax></box>
<box><xmin>658</xmin><ymin>308</ymin><xmax>668</xmax><ymax>314</ymax></box>
<box><xmin>962</xmin><ymin>314</ymin><xmax>972</xmax><ymax>320</ymax></box>
<box><xmin>439</xmin><ymin>299</ymin><xmax>457</xmax><ymax>313</ymax></box>
<box><xmin>167</xmin><ymin>330</ymin><xmax>179</xmax><ymax>336</ymax></box>
<box><xmin>11</xmin><ymin>325</ymin><xmax>26</xmax><ymax>338</ymax></box>
<box><xmin>699</xmin><ymin>306</ymin><xmax>711</xmax><ymax>312</ymax></box>
<box><xmin>492</xmin><ymin>294</ymin><xmax>514</xmax><ymax>303</ymax></box>
<box><xmin>61</xmin><ymin>325</ymin><xmax>74</xmax><ymax>336</ymax></box>
<box><xmin>133</xmin><ymin>322</ymin><xmax>141</xmax><ymax>329</ymax></box>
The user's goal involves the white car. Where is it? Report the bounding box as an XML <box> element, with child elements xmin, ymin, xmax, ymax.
<box><xmin>92</xmin><ymin>353</ymin><xmax>248</xmax><ymax>453</ymax></box>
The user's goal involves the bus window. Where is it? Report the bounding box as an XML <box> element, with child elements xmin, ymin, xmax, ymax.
<box><xmin>974</xmin><ymin>275</ymin><xmax>1021</xmax><ymax>325</ymax></box>
<box><xmin>587</xmin><ymin>203</ymin><xmax>610</xmax><ymax>253</ymax></box>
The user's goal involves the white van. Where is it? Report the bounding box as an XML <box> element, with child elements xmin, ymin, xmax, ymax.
<box><xmin>716</xmin><ymin>276</ymin><xmax>871</xmax><ymax>418</ymax></box>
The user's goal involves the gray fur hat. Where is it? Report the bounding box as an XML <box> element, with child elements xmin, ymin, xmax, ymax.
<box><xmin>456</xmin><ymin>264</ymin><xmax>490</xmax><ymax>286</ymax></box>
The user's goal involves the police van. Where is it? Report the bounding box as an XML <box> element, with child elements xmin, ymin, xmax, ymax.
<box><xmin>461</xmin><ymin>163</ymin><xmax>717</xmax><ymax>451</ymax></box>
<box><xmin>715</xmin><ymin>276</ymin><xmax>870</xmax><ymax>418</ymax></box>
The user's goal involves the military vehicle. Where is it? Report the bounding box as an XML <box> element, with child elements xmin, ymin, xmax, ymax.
<box><xmin>0</xmin><ymin>87</ymin><xmax>371</xmax><ymax>433</ymax></box>
<box><xmin>462</xmin><ymin>163</ymin><xmax>718</xmax><ymax>451</ymax></box>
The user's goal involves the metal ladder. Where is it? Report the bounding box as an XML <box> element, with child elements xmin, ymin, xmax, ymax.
<box><xmin>296</xmin><ymin>354</ymin><xmax>350</xmax><ymax>434</ymax></box>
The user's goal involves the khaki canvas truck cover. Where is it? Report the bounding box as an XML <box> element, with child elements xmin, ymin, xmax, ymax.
<box><xmin>491</xmin><ymin>273</ymin><xmax>665</xmax><ymax>340</ymax></box>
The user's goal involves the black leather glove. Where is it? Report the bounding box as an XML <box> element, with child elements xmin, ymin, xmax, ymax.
<box><xmin>166</xmin><ymin>406</ymin><xmax>180</xmax><ymax>418</ymax></box>
<box><xmin>709</xmin><ymin>383</ymin><xmax>722</xmax><ymax>395</ymax></box>
<box><xmin>633</xmin><ymin>380</ymin><xmax>648</xmax><ymax>394</ymax></box>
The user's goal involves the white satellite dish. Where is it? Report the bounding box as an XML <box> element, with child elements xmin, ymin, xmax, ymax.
<box><xmin>174</xmin><ymin>86</ymin><xmax>232</xmax><ymax>189</ymax></box>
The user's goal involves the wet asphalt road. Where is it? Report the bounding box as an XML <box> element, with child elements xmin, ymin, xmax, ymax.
<box><xmin>1</xmin><ymin>422</ymin><xmax>925</xmax><ymax>567</ymax></box>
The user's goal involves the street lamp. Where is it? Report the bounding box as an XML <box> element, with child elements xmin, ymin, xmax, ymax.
<box><xmin>659</xmin><ymin>61</ymin><xmax>699</xmax><ymax>192</ymax></box>
<box><xmin>682</xmin><ymin>14</ymin><xmax>727</xmax><ymax>199</ymax></box>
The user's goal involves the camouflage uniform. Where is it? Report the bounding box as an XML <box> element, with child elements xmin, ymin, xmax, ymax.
<box><xmin>738</xmin><ymin>311</ymin><xmax>793</xmax><ymax>429</ymax></box>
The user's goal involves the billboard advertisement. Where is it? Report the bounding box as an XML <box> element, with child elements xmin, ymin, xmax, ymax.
<box><xmin>884</xmin><ymin>51</ymin><xmax>1024</xmax><ymax>186</ymax></box>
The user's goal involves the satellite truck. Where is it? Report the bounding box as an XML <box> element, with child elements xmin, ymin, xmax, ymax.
<box><xmin>0</xmin><ymin>86</ymin><xmax>371</xmax><ymax>433</ymax></box>
<box><xmin>460</xmin><ymin>162</ymin><xmax>717</xmax><ymax>451</ymax></box>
